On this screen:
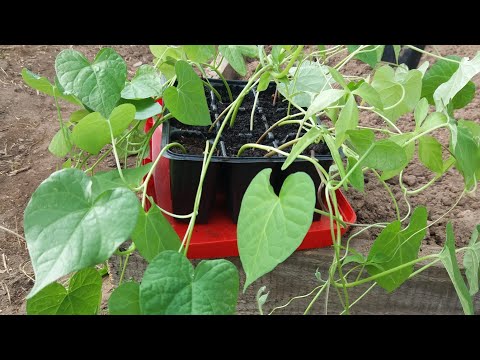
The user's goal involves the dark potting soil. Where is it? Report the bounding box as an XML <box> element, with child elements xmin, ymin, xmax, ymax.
<box><xmin>167</xmin><ymin>84</ymin><xmax>329</xmax><ymax>158</ymax></box>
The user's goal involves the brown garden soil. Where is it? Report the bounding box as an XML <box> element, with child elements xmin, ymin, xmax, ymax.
<box><xmin>1</xmin><ymin>45</ymin><xmax>479</xmax><ymax>314</ymax></box>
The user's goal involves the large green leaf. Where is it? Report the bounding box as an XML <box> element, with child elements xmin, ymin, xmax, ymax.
<box><xmin>131</xmin><ymin>203</ymin><xmax>181</xmax><ymax>262</ymax></box>
<box><xmin>55</xmin><ymin>48</ymin><xmax>127</xmax><ymax>118</ymax></box>
<box><xmin>91</xmin><ymin>163</ymin><xmax>153</xmax><ymax>199</ymax></box>
<box><xmin>347</xmin><ymin>129</ymin><xmax>375</xmax><ymax>155</ymax></box>
<box><xmin>434</xmin><ymin>53</ymin><xmax>480</xmax><ymax>112</ymax></box>
<box><xmin>69</xmin><ymin>109</ymin><xmax>90</xmax><ymax>123</ymax></box>
<box><xmin>360</xmin><ymin>139</ymin><xmax>408</xmax><ymax>173</ymax></box>
<box><xmin>335</xmin><ymin>93</ymin><xmax>359</xmax><ymax>147</ymax></box>
<box><xmin>419</xmin><ymin>135</ymin><xmax>443</xmax><ymax>174</ymax></box>
<box><xmin>347</xmin><ymin>45</ymin><xmax>385</xmax><ymax>68</ymax></box>
<box><xmin>238</xmin><ymin>169</ymin><xmax>315</xmax><ymax>290</ymax></box>
<box><xmin>121</xmin><ymin>65</ymin><xmax>164</xmax><ymax>100</ymax></box>
<box><xmin>21</xmin><ymin>68</ymin><xmax>81</xmax><ymax>105</ymax></box>
<box><xmin>182</xmin><ymin>45</ymin><xmax>215</xmax><ymax>63</ymax></box>
<box><xmin>218</xmin><ymin>45</ymin><xmax>258</xmax><ymax>76</ymax></box>
<box><xmin>371</xmin><ymin>65</ymin><xmax>422</xmax><ymax>122</ymax></box>
<box><xmin>414</xmin><ymin>97</ymin><xmax>429</xmax><ymax>128</ymax></box>
<box><xmin>305</xmin><ymin>89</ymin><xmax>345</xmax><ymax>119</ymax></box>
<box><xmin>277</xmin><ymin>61</ymin><xmax>334</xmax><ymax>107</ymax></box>
<box><xmin>420</xmin><ymin>112</ymin><xmax>447</xmax><ymax>131</ymax></box>
<box><xmin>352</xmin><ymin>82</ymin><xmax>383</xmax><ymax>110</ymax></box>
<box><xmin>24</xmin><ymin>168</ymin><xmax>139</xmax><ymax>298</ymax></box>
<box><xmin>163</xmin><ymin>60</ymin><xmax>211</xmax><ymax>126</ymax></box>
<box><xmin>367</xmin><ymin>207</ymin><xmax>427</xmax><ymax>292</ymax></box>
<box><xmin>463</xmin><ymin>225</ymin><xmax>480</xmax><ymax>296</ymax></box>
<box><xmin>27</xmin><ymin>268</ymin><xmax>102</xmax><ymax>315</ymax></box>
<box><xmin>140</xmin><ymin>251</ymin><xmax>239</xmax><ymax>314</ymax></box>
<box><xmin>380</xmin><ymin>132</ymin><xmax>415</xmax><ymax>180</ymax></box>
<box><xmin>49</xmin><ymin>128</ymin><xmax>72</xmax><ymax>158</ymax></box>
<box><xmin>150</xmin><ymin>45</ymin><xmax>183</xmax><ymax>60</ymax></box>
<box><xmin>347</xmin><ymin>157</ymin><xmax>364</xmax><ymax>192</ymax></box>
<box><xmin>422</xmin><ymin>56</ymin><xmax>476</xmax><ymax>111</ymax></box>
<box><xmin>71</xmin><ymin>112</ymin><xmax>110</xmax><ymax>155</ymax></box>
<box><xmin>71</xmin><ymin>104</ymin><xmax>135</xmax><ymax>155</ymax></box>
<box><xmin>108</xmin><ymin>282</ymin><xmax>141</xmax><ymax>315</ymax></box>
<box><xmin>439</xmin><ymin>223</ymin><xmax>474</xmax><ymax>315</ymax></box>
<box><xmin>281</xmin><ymin>126</ymin><xmax>322</xmax><ymax>170</ymax></box>
<box><xmin>452</xmin><ymin>122</ymin><xmax>480</xmax><ymax>190</ymax></box>
<box><xmin>118</xmin><ymin>98</ymin><xmax>163</xmax><ymax>120</ymax></box>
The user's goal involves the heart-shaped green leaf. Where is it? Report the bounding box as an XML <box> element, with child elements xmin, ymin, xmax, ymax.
<box><xmin>49</xmin><ymin>128</ymin><xmax>72</xmax><ymax>158</ymax></box>
<box><xmin>433</xmin><ymin>53</ymin><xmax>480</xmax><ymax>112</ymax></box>
<box><xmin>277</xmin><ymin>61</ymin><xmax>334</xmax><ymax>107</ymax></box>
<box><xmin>71</xmin><ymin>104</ymin><xmax>135</xmax><ymax>155</ymax></box>
<box><xmin>118</xmin><ymin>98</ymin><xmax>163</xmax><ymax>120</ymax></box>
<box><xmin>372</xmin><ymin>65</ymin><xmax>422</xmax><ymax>122</ymax></box>
<box><xmin>27</xmin><ymin>267</ymin><xmax>102</xmax><ymax>315</ymax></box>
<box><xmin>55</xmin><ymin>48</ymin><xmax>127</xmax><ymax>118</ymax></box>
<box><xmin>419</xmin><ymin>135</ymin><xmax>443</xmax><ymax>174</ymax></box>
<box><xmin>238</xmin><ymin>169</ymin><xmax>315</xmax><ymax>290</ymax></box>
<box><xmin>69</xmin><ymin>109</ymin><xmax>90</xmax><ymax>123</ymax></box>
<box><xmin>346</xmin><ymin>157</ymin><xmax>364</xmax><ymax>192</ymax></box>
<box><xmin>91</xmin><ymin>163</ymin><xmax>152</xmax><ymax>199</ymax></box>
<box><xmin>121</xmin><ymin>65</ymin><xmax>164</xmax><ymax>100</ymax></box>
<box><xmin>282</xmin><ymin>126</ymin><xmax>322</xmax><ymax>170</ymax></box>
<box><xmin>182</xmin><ymin>45</ymin><xmax>215</xmax><ymax>63</ymax></box>
<box><xmin>414</xmin><ymin>97</ymin><xmax>429</xmax><ymax>128</ymax></box>
<box><xmin>452</xmin><ymin>121</ymin><xmax>480</xmax><ymax>190</ymax></box>
<box><xmin>367</xmin><ymin>206</ymin><xmax>427</xmax><ymax>292</ymax></box>
<box><xmin>335</xmin><ymin>93</ymin><xmax>359</xmax><ymax>147</ymax></box>
<box><xmin>131</xmin><ymin>202</ymin><xmax>181</xmax><ymax>262</ymax></box>
<box><xmin>218</xmin><ymin>45</ymin><xmax>258</xmax><ymax>76</ymax></box>
<box><xmin>140</xmin><ymin>251</ymin><xmax>239</xmax><ymax>314</ymax></box>
<box><xmin>422</xmin><ymin>56</ymin><xmax>476</xmax><ymax>111</ymax></box>
<box><xmin>24</xmin><ymin>168</ymin><xmax>139</xmax><ymax>298</ymax></box>
<box><xmin>108</xmin><ymin>282</ymin><xmax>141</xmax><ymax>315</ymax></box>
<box><xmin>163</xmin><ymin>60</ymin><xmax>211</xmax><ymax>126</ymax></box>
<box><xmin>352</xmin><ymin>82</ymin><xmax>383</xmax><ymax>110</ymax></box>
<box><xmin>305</xmin><ymin>89</ymin><xmax>345</xmax><ymax>119</ymax></box>
<box><xmin>347</xmin><ymin>45</ymin><xmax>385</xmax><ymax>68</ymax></box>
<box><xmin>21</xmin><ymin>68</ymin><xmax>81</xmax><ymax>105</ymax></box>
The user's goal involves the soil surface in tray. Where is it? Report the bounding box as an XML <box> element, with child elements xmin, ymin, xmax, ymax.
<box><xmin>169</xmin><ymin>85</ymin><xmax>329</xmax><ymax>157</ymax></box>
<box><xmin>1</xmin><ymin>45</ymin><xmax>480</xmax><ymax>314</ymax></box>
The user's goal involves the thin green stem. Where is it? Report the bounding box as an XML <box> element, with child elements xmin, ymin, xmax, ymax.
<box><xmin>404</xmin><ymin>124</ymin><xmax>448</xmax><ymax>145</ymax></box>
<box><xmin>358</xmin><ymin>106</ymin><xmax>403</xmax><ymax>134</ymax></box>
<box><xmin>405</xmin><ymin>45</ymin><xmax>460</xmax><ymax>64</ymax></box>
<box><xmin>141</xmin><ymin>142</ymin><xmax>186</xmax><ymax>208</ymax></box>
<box><xmin>339</xmin><ymin>283</ymin><xmax>377</xmax><ymax>315</ymax></box>
<box><xmin>372</xmin><ymin>169</ymin><xmax>401</xmax><ymax>221</ymax></box>
<box><xmin>118</xmin><ymin>253</ymin><xmax>130</xmax><ymax>286</ymax></box>
<box><xmin>303</xmin><ymin>280</ymin><xmax>329</xmax><ymax>315</ymax></box>
<box><xmin>107</xmin><ymin>120</ymin><xmax>126</xmax><ymax>183</ymax></box>
<box><xmin>269</xmin><ymin>284</ymin><xmax>324</xmax><ymax>315</ymax></box>
<box><xmin>271</xmin><ymin>45</ymin><xmax>304</xmax><ymax>79</ymax></box>
<box><xmin>331</xmin><ymin>145</ymin><xmax>374</xmax><ymax>191</ymax></box>
<box><xmin>250</xmin><ymin>90</ymin><xmax>260</xmax><ymax>131</ymax></box>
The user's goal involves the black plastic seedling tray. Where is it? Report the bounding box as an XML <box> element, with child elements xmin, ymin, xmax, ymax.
<box><xmin>161</xmin><ymin>79</ymin><xmax>334</xmax><ymax>224</ymax></box>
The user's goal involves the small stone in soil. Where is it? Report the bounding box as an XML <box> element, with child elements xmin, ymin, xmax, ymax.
<box><xmin>403</xmin><ymin>175</ymin><xmax>417</xmax><ymax>187</ymax></box>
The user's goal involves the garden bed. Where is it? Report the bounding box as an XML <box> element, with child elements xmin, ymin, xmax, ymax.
<box><xmin>107</xmin><ymin>241</ymin><xmax>480</xmax><ymax>314</ymax></box>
